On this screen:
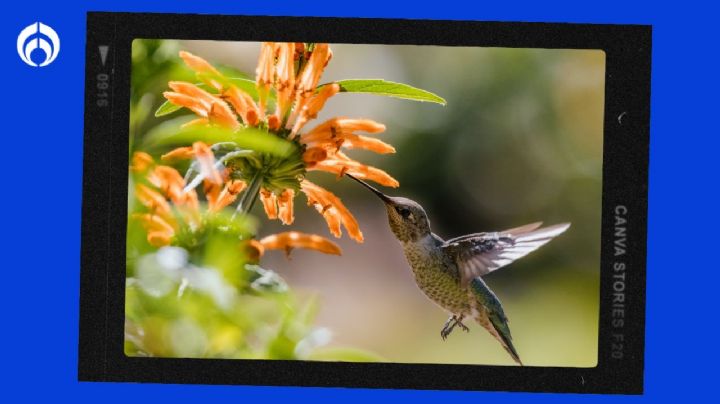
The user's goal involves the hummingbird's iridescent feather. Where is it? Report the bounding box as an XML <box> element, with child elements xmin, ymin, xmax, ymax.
<box><xmin>469</xmin><ymin>277</ymin><xmax>522</xmax><ymax>365</ymax></box>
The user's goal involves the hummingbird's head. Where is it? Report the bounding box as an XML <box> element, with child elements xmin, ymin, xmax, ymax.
<box><xmin>346</xmin><ymin>175</ymin><xmax>431</xmax><ymax>242</ymax></box>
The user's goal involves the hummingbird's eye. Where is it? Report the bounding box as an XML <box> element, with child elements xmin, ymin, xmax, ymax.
<box><xmin>396</xmin><ymin>207</ymin><xmax>412</xmax><ymax>219</ymax></box>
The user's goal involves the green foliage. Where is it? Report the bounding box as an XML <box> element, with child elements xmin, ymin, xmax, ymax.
<box><xmin>146</xmin><ymin>125</ymin><xmax>297</xmax><ymax>157</ymax></box>
<box><xmin>124</xmin><ymin>205</ymin><xmax>378</xmax><ymax>360</ymax></box>
<box><xmin>327</xmin><ymin>79</ymin><xmax>447</xmax><ymax>105</ymax></box>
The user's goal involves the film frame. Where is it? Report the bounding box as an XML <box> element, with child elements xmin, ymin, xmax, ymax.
<box><xmin>79</xmin><ymin>12</ymin><xmax>651</xmax><ymax>394</ymax></box>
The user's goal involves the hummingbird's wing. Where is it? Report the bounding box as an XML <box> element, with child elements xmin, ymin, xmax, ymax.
<box><xmin>442</xmin><ymin>222</ymin><xmax>570</xmax><ymax>284</ymax></box>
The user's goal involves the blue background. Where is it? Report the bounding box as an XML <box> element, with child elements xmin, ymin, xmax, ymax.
<box><xmin>2</xmin><ymin>0</ymin><xmax>715</xmax><ymax>401</ymax></box>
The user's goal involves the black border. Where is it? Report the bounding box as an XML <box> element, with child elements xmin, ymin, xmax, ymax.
<box><xmin>79</xmin><ymin>12</ymin><xmax>651</xmax><ymax>394</ymax></box>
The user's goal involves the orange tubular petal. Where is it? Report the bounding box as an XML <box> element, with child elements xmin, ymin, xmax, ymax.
<box><xmin>340</xmin><ymin>133</ymin><xmax>396</xmax><ymax>154</ymax></box>
<box><xmin>277</xmin><ymin>189</ymin><xmax>295</xmax><ymax>225</ymax></box>
<box><xmin>255</xmin><ymin>42</ymin><xmax>277</xmax><ymax>118</ymax></box>
<box><xmin>288</xmin><ymin>44</ymin><xmax>332</xmax><ymax>128</ymax></box>
<box><xmin>168</xmin><ymin>81</ymin><xmax>217</xmax><ymax>104</ymax></box>
<box><xmin>224</xmin><ymin>86</ymin><xmax>260</xmax><ymax>126</ymax></box>
<box><xmin>163</xmin><ymin>92</ymin><xmax>209</xmax><ymax>117</ymax></box>
<box><xmin>260</xmin><ymin>189</ymin><xmax>278</xmax><ymax>219</ymax></box>
<box><xmin>130</xmin><ymin>152</ymin><xmax>154</xmax><ymax>173</ymax></box>
<box><xmin>259</xmin><ymin>231</ymin><xmax>342</xmax><ymax>256</ymax></box>
<box><xmin>320</xmin><ymin>206</ymin><xmax>342</xmax><ymax>238</ymax></box>
<box><xmin>275</xmin><ymin>43</ymin><xmax>296</xmax><ymax>118</ymax></box>
<box><xmin>337</xmin><ymin>118</ymin><xmax>386</xmax><ymax>133</ymax></box>
<box><xmin>296</xmin><ymin>44</ymin><xmax>331</xmax><ymax>97</ymax></box>
<box><xmin>210</xmin><ymin>180</ymin><xmax>247</xmax><ymax>212</ymax></box>
<box><xmin>290</xmin><ymin>83</ymin><xmax>340</xmax><ymax>137</ymax></box>
<box><xmin>208</xmin><ymin>100</ymin><xmax>240</xmax><ymax>129</ymax></box>
<box><xmin>311</xmin><ymin>153</ymin><xmax>399</xmax><ymax>188</ymax></box>
<box><xmin>148</xmin><ymin>166</ymin><xmax>195</xmax><ymax>206</ymax></box>
<box><xmin>147</xmin><ymin>231</ymin><xmax>173</xmax><ymax>247</ymax></box>
<box><xmin>192</xmin><ymin>142</ymin><xmax>223</xmax><ymax>185</ymax></box>
<box><xmin>135</xmin><ymin>184</ymin><xmax>173</xmax><ymax>219</ymax></box>
<box><xmin>179</xmin><ymin>51</ymin><xmax>222</xmax><ymax>76</ymax></box>
<box><xmin>178</xmin><ymin>51</ymin><xmax>225</xmax><ymax>91</ymax></box>
<box><xmin>161</xmin><ymin>146</ymin><xmax>194</xmax><ymax>161</ymax></box>
<box><xmin>132</xmin><ymin>213</ymin><xmax>175</xmax><ymax>237</ymax></box>
<box><xmin>300</xmin><ymin>180</ymin><xmax>363</xmax><ymax>242</ymax></box>
<box><xmin>168</xmin><ymin>82</ymin><xmax>239</xmax><ymax>129</ymax></box>
<box><xmin>302</xmin><ymin>118</ymin><xmax>386</xmax><ymax>142</ymax></box>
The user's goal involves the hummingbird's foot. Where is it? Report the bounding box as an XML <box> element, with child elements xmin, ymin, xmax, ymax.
<box><xmin>456</xmin><ymin>317</ymin><xmax>470</xmax><ymax>333</ymax></box>
<box><xmin>441</xmin><ymin>316</ymin><xmax>456</xmax><ymax>340</ymax></box>
<box><xmin>440</xmin><ymin>315</ymin><xmax>468</xmax><ymax>340</ymax></box>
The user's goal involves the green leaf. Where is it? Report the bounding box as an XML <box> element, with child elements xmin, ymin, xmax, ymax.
<box><xmin>307</xmin><ymin>347</ymin><xmax>386</xmax><ymax>362</ymax></box>
<box><xmin>154</xmin><ymin>78</ymin><xmax>271</xmax><ymax>117</ymax></box>
<box><xmin>155</xmin><ymin>99</ymin><xmax>183</xmax><ymax>117</ymax></box>
<box><xmin>328</xmin><ymin>79</ymin><xmax>446</xmax><ymax>105</ymax></box>
<box><xmin>146</xmin><ymin>126</ymin><xmax>298</xmax><ymax>159</ymax></box>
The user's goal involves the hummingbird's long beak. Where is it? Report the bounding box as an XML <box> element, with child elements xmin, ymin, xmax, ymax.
<box><xmin>345</xmin><ymin>174</ymin><xmax>393</xmax><ymax>204</ymax></box>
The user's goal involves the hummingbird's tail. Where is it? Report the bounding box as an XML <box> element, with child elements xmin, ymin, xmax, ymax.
<box><xmin>469</xmin><ymin>277</ymin><xmax>523</xmax><ymax>366</ymax></box>
<box><xmin>490</xmin><ymin>314</ymin><xmax>523</xmax><ymax>366</ymax></box>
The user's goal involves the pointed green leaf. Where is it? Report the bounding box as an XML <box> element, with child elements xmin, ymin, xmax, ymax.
<box><xmin>154</xmin><ymin>100</ymin><xmax>183</xmax><ymax>117</ymax></box>
<box><xmin>329</xmin><ymin>79</ymin><xmax>446</xmax><ymax>105</ymax></box>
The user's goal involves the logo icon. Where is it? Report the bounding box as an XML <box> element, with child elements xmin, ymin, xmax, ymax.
<box><xmin>17</xmin><ymin>22</ymin><xmax>60</xmax><ymax>67</ymax></box>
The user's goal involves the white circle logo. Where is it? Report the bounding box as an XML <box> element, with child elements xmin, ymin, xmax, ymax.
<box><xmin>17</xmin><ymin>22</ymin><xmax>60</xmax><ymax>67</ymax></box>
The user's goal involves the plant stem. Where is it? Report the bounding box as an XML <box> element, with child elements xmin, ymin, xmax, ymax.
<box><xmin>235</xmin><ymin>171</ymin><xmax>263</xmax><ymax>217</ymax></box>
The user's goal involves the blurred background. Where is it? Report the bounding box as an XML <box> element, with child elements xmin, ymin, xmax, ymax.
<box><xmin>129</xmin><ymin>39</ymin><xmax>604</xmax><ymax>367</ymax></box>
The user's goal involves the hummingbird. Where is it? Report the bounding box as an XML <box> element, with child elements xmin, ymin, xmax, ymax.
<box><xmin>346</xmin><ymin>174</ymin><xmax>570</xmax><ymax>365</ymax></box>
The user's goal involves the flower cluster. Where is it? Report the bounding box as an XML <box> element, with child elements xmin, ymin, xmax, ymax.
<box><xmin>159</xmin><ymin>43</ymin><xmax>399</xmax><ymax>243</ymax></box>
<box><xmin>130</xmin><ymin>151</ymin><xmax>340</xmax><ymax>257</ymax></box>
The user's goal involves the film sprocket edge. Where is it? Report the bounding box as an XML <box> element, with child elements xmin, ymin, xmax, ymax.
<box><xmin>79</xmin><ymin>12</ymin><xmax>651</xmax><ymax>393</ymax></box>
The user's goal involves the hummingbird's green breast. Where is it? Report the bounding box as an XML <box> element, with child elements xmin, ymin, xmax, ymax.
<box><xmin>402</xmin><ymin>234</ymin><xmax>470</xmax><ymax>314</ymax></box>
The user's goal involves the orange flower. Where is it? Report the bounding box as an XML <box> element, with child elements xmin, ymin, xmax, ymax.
<box><xmin>224</xmin><ymin>86</ymin><xmax>259</xmax><ymax>126</ymax></box>
<box><xmin>161</xmin><ymin>146</ymin><xmax>194</xmax><ymax>161</ymax></box>
<box><xmin>130</xmin><ymin>151</ymin><xmax>154</xmax><ymax>173</ymax></box>
<box><xmin>131</xmin><ymin>153</ymin><xmax>201</xmax><ymax>247</ymax></box>
<box><xmin>277</xmin><ymin>189</ymin><xmax>295</xmax><ymax>225</ymax></box>
<box><xmin>274</xmin><ymin>42</ymin><xmax>296</xmax><ymax>120</ymax></box>
<box><xmin>133</xmin><ymin>213</ymin><xmax>177</xmax><ymax>247</ymax></box>
<box><xmin>135</xmin><ymin>184</ymin><xmax>174</xmax><ymax>224</ymax></box>
<box><xmin>301</xmin><ymin>180</ymin><xmax>362</xmax><ymax>242</ymax></box>
<box><xmin>310</xmin><ymin>151</ymin><xmax>399</xmax><ymax>187</ymax></box>
<box><xmin>160</xmin><ymin>46</ymin><xmax>400</xmax><ymax>243</ymax></box>
<box><xmin>164</xmin><ymin>82</ymin><xmax>239</xmax><ymax>129</ymax></box>
<box><xmin>179</xmin><ymin>50</ymin><xmax>223</xmax><ymax>87</ymax></box>
<box><xmin>259</xmin><ymin>231</ymin><xmax>341</xmax><ymax>257</ymax></box>
<box><xmin>206</xmin><ymin>180</ymin><xmax>247</xmax><ymax>212</ymax></box>
<box><xmin>290</xmin><ymin>83</ymin><xmax>340</xmax><ymax>138</ymax></box>
<box><xmin>255</xmin><ymin>42</ymin><xmax>276</xmax><ymax>119</ymax></box>
<box><xmin>296</xmin><ymin>44</ymin><xmax>331</xmax><ymax>100</ymax></box>
<box><xmin>259</xmin><ymin>189</ymin><xmax>279</xmax><ymax>219</ymax></box>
